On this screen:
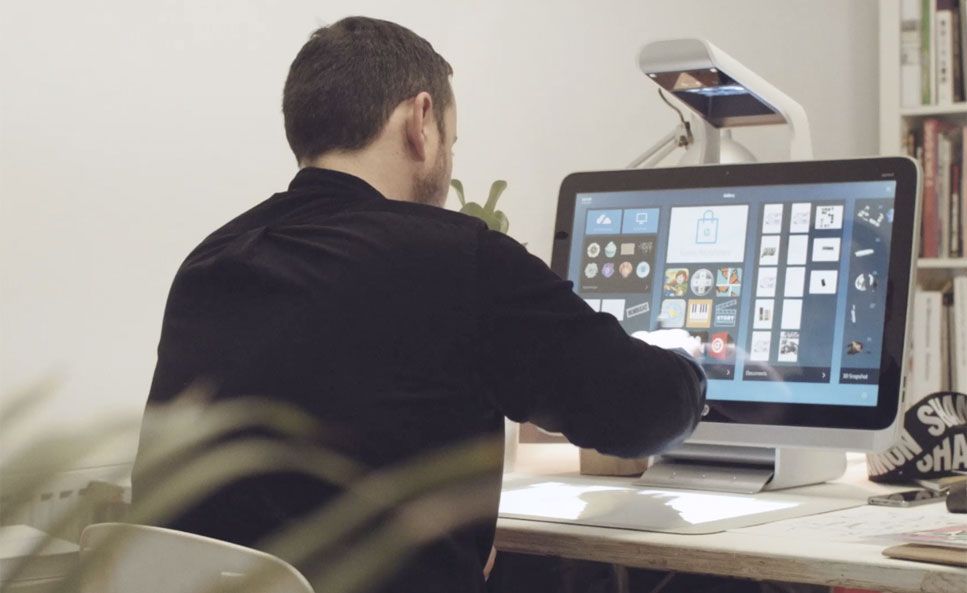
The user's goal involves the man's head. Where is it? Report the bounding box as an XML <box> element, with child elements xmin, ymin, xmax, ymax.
<box><xmin>283</xmin><ymin>17</ymin><xmax>456</xmax><ymax>207</ymax></box>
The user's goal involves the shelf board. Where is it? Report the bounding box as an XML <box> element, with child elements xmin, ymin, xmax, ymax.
<box><xmin>900</xmin><ymin>103</ymin><xmax>967</xmax><ymax>117</ymax></box>
<box><xmin>917</xmin><ymin>258</ymin><xmax>967</xmax><ymax>269</ymax></box>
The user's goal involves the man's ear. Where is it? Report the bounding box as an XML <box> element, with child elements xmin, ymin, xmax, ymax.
<box><xmin>404</xmin><ymin>92</ymin><xmax>434</xmax><ymax>162</ymax></box>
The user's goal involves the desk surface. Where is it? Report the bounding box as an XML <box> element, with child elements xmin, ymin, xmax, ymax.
<box><xmin>495</xmin><ymin>445</ymin><xmax>967</xmax><ymax>593</ymax></box>
<box><xmin>0</xmin><ymin>524</ymin><xmax>78</xmax><ymax>583</ymax></box>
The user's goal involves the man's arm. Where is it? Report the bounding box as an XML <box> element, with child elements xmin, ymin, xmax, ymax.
<box><xmin>476</xmin><ymin>229</ymin><xmax>707</xmax><ymax>458</ymax></box>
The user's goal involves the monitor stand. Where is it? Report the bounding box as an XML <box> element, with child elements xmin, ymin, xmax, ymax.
<box><xmin>634</xmin><ymin>444</ymin><xmax>847</xmax><ymax>494</ymax></box>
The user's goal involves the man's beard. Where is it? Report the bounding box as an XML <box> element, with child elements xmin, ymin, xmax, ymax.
<box><xmin>412</xmin><ymin>149</ymin><xmax>450</xmax><ymax>208</ymax></box>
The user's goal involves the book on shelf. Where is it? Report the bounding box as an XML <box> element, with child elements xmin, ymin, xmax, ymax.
<box><xmin>953</xmin><ymin>276</ymin><xmax>967</xmax><ymax>393</ymax></box>
<box><xmin>902</xmin><ymin>117</ymin><xmax>966</xmax><ymax>258</ymax></box>
<box><xmin>902</xmin><ymin>0</ymin><xmax>967</xmax><ymax>106</ymax></box>
<box><xmin>937</xmin><ymin>1</ymin><xmax>955</xmax><ymax>103</ymax></box>
<box><xmin>908</xmin><ymin>290</ymin><xmax>945</xmax><ymax>410</ymax></box>
<box><xmin>902</xmin><ymin>0</ymin><xmax>924</xmax><ymax>106</ymax></box>
<box><xmin>907</xmin><ymin>280</ymin><xmax>967</xmax><ymax>411</ymax></box>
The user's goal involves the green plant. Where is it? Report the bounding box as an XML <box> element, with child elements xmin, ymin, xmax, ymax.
<box><xmin>451</xmin><ymin>179</ymin><xmax>509</xmax><ymax>234</ymax></box>
<box><xmin>0</xmin><ymin>383</ymin><xmax>501</xmax><ymax>593</ymax></box>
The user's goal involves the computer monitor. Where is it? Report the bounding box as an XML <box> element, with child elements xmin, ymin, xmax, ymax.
<box><xmin>551</xmin><ymin>158</ymin><xmax>920</xmax><ymax>489</ymax></box>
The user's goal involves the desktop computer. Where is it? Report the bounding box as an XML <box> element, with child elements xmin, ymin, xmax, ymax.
<box><xmin>550</xmin><ymin>157</ymin><xmax>920</xmax><ymax>492</ymax></box>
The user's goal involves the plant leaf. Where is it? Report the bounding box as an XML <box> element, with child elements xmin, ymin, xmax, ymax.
<box><xmin>494</xmin><ymin>210</ymin><xmax>509</xmax><ymax>234</ymax></box>
<box><xmin>449</xmin><ymin>179</ymin><xmax>466</xmax><ymax>207</ymax></box>
<box><xmin>459</xmin><ymin>202</ymin><xmax>486</xmax><ymax>219</ymax></box>
<box><xmin>484</xmin><ymin>180</ymin><xmax>507</xmax><ymax>213</ymax></box>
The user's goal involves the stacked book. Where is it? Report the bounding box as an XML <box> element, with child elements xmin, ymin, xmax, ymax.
<box><xmin>901</xmin><ymin>118</ymin><xmax>966</xmax><ymax>258</ymax></box>
<box><xmin>902</xmin><ymin>0</ymin><xmax>967</xmax><ymax>106</ymax></box>
<box><xmin>883</xmin><ymin>525</ymin><xmax>967</xmax><ymax>567</ymax></box>
<box><xmin>907</xmin><ymin>276</ymin><xmax>967</xmax><ymax>409</ymax></box>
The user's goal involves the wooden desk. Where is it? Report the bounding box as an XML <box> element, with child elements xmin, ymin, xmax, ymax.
<box><xmin>0</xmin><ymin>525</ymin><xmax>78</xmax><ymax>592</ymax></box>
<box><xmin>496</xmin><ymin>445</ymin><xmax>967</xmax><ymax>593</ymax></box>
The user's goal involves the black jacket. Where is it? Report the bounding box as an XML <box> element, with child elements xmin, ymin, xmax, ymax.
<box><xmin>133</xmin><ymin>167</ymin><xmax>706</xmax><ymax>592</ymax></box>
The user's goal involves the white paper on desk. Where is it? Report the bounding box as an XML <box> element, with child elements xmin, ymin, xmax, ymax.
<box><xmin>730</xmin><ymin>501</ymin><xmax>964</xmax><ymax>543</ymax></box>
<box><xmin>499</xmin><ymin>475</ymin><xmax>859</xmax><ymax>535</ymax></box>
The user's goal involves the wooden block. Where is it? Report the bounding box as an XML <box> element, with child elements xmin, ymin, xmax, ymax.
<box><xmin>579</xmin><ymin>449</ymin><xmax>650</xmax><ymax>476</ymax></box>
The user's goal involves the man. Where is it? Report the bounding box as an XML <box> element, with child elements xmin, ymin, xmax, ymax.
<box><xmin>133</xmin><ymin>16</ymin><xmax>706</xmax><ymax>593</ymax></box>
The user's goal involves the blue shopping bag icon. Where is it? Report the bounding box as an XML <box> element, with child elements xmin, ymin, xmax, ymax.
<box><xmin>695</xmin><ymin>210</ymin><xmax>719</xmax><ymax>244</ymax></box>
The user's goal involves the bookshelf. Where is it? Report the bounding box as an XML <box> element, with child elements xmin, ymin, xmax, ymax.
<box><xmin>879</xmin><ymin>0</ymin><xmax>967</xmax><ymax>287</ymax></box>
<box><xmin>917</xmin><ymin>257</ymin><xmax>967</xmax><ymax>267</ymax></box>
<box><xmin>901</xmin><ymin>102</ymin><xmax>967</xmax><ymax>116</ymax></box>
<box><xmin>881</xmin><ymin>2</ymin><xmax>967</xmax><ymax>403</ymax></box>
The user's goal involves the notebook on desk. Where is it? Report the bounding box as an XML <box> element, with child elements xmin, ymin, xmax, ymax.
<box><xmin>882</xmin><ymin>544</ymin><xmax>967</xmax><ymax>568</ymax></box>
<box><xmin>881</xmin><ymin>524</ymin><xmax>967</xmax><ymax>568</ymax></box>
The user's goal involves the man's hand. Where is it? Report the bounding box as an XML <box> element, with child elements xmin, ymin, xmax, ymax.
<box><xmin>632</xmin><ymin>329</ymin><xmax>703</xmax><ymax>358</ymax></box>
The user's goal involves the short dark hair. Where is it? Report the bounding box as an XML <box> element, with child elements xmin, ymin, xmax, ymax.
<box><xmin>282</xmin><ymin>17</ymin><xmax>454</xmax><ymax>164</ymax></box>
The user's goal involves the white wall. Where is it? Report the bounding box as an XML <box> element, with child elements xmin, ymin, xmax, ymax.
<box><xmin>0</xmin><ymin>0</ymin><xmax>880</xmax><ymax>466</ymax></box>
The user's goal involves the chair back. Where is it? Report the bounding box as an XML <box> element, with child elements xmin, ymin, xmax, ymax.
<box><xmin>78</xmin><ymin>522</ymin><xmax>314</xmax><ymax>593</ymax></box>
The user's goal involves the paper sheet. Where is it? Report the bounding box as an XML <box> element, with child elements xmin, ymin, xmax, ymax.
<box><xmin>500</xmin><ymin>474</ymin><xmax>859</xmax><ymax>535</ymax></box>
<box><xmin>731</xmin><ymin>501</ymin><xmax>964</xmax><ymax>543</ymax></box>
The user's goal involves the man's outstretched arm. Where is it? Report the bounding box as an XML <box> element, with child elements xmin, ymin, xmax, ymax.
<box><xmin>476</xmin><ymin>229</ymin><xmax>707</xmax><ymax>458</ymax></box>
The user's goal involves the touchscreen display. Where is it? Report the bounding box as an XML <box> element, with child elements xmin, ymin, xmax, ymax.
<box><xmin>567</xmin><ymin>180</ymin><xmax>897</xmax><ymax>408</ymax></box>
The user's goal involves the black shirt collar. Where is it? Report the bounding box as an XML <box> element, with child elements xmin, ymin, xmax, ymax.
<box><xmin>288</xmin><ymin>167</ymin><xmax>386</xmax><ymax>201</ymax></box>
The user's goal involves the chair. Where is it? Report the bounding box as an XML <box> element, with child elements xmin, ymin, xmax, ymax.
<box><xmin>78</xmin><ymin>523</ymin><xmax>314</xmax><ymax>593</ymax></box>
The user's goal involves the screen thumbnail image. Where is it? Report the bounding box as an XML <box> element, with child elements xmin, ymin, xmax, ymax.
<box><xmin>581</xmin><ymin>237</ymin><xmax>656</xmax><ymax>293</ymax></box>
<box><xmin>815</xmin><ymin>204</ymin><xmax>844</xmax><ymax>230</ymax></box>
<box><xmin>753</xmin><ymin>299</ymin><xmax>775</xmax><ymax>330</ymax></box>
<box><xmin>759</xmin><ymin>235</ymin><xmax>781</xmax><ymax>266</ymax></box>
<box><xmin>584</xmin><ymin>298</ymin><xmax>654</xmax><ymax>329</ymax></box>
<box><xmin>762</xmin><ymin>203</ymin><xmax>784</xmax><ymax>234</ymax></box>
<box><xmin>750</xmin><ymin>331</ymin><xmax>772</xmax><ymax>361</ymax></box>
<box><xmin>778</xmin><ymin>331</ymin><xmax>800</xmax><ymax>363</ymax></box>
<box><xmin>665</xmin><ymin>205</ymin><xmax>749</xmax><ymax>263</ymax></box>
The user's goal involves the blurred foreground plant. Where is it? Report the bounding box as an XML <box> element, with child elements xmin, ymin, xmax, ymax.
<box><xmin>0</xmin><ymin>382</ymin><xmax>502</xmax><ymax>593</ymax></box>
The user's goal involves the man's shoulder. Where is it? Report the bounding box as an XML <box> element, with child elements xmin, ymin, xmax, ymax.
<box><xmin>178</xmin><ymin>190</ymin><xmax>498</xmax><ymax>271</ymax></box>
<box><xmin>371</xmin><ymin>198</ymin><xmax>488</xmax><ymax>232</ymax></box>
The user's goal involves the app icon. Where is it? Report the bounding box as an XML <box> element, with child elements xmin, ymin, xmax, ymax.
<box><xmin>690</xmin><ymin>268</ymin><xmax>714</xmax><ymax>296</ymax></box>
<box><xmin>619</xmin><ymin>261</ymin><xmax>633</xmax><ymax>278</ymax></box>
<box><xmin>695</xmin><ymin>210</ymin><xmax>719</xmax><ymax>244</ymax></box>
<box><xmin>714</xmin><ymin>299</ymin><xmax>738</xmax><ymax>327</ymax></box>
<box><xmin>604</xmin><ymin>241</ymin><xmax>618</xmax><ymax>258</ymax></box>
<box><xmin>686</xmin><ymin>299</ymin><xmax>713</xmax><ymax>328</ymax></box>
<box><xmin>584</xmin><ymin>263</ymin><xmax>598</xmax><ymax>279</ymax></box>
<box><xmin>854</xmin><ymin>272</ymin><xmax>879</xmax><ymax>292</ymax></box>
<box><xmin>715</xmin><ymin>267</ymin><xmax>741</xmax><ymax>297</ymax></box>
<box><xmin>664</xmin><ymin>268</ymin><xmax>690</xmax><ymax>297</ymax></box>
<box><xmin>587</xmin><ymin>242</ymin><xmax>601</xmax><ymax>258</ymax></box>
<box><xmin>708</xmin><ymin>332</ymin><xmax>733</xmax><ymax>360</ymax></box>
<box><xmin>658</xmin><ymin>299</ymin><xmax>686</xmax><ymax>328</ymax></box>
<box><xmin>626</xmin><ymin>301</ymin><xmax>650</xmax><ymax>319</ymax></box>
<box><xmin>636</xmin><ymin>261</ymin><xmax>651</xmax><ymax>279</ymax></box>
<box><xmin>602</xmin><ymin>262</ymin><xmax>615</xmax><ymax>278</ymax></box>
